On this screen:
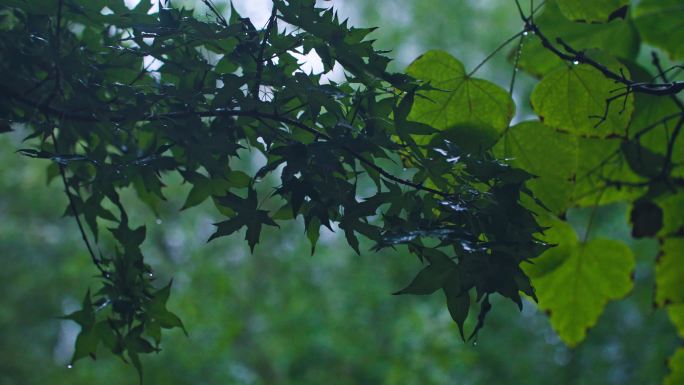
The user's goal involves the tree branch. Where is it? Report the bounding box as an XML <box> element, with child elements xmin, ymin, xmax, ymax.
<box><xmin>524</xmin><ymin>18</ymin><xmax>684</xmax><ymax>96</ymax></box>
<box><xmin>252</xmin><ymin>6</ymin><xmax>278</xmax><ymax>101</ymax></box>
<box><xmin>201</xmin><ymin>0</ymin><xmax>228</xmax><ymax>27</ymax></box>
<box><xmin>651</xmin><ymin>51</ymin><xmax>684</xmax><ymax>111</ymax></box>
<box><xmin>5</xmin><ymin>85</ymin><xmax>449</xmax><ymax>198</ymax></box>
<box><xmin>47</xmin><ymin>0</ymin><xmax>105</xmax><ymax>276</ymax></box>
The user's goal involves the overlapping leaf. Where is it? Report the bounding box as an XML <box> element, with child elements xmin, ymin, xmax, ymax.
<box><xmin>406</xmin><ymin>50</ymin><xmax>514</xmax><ymax>150</ymax></box>
<box><xmin>496</xmin><ymin>121</ymin><xmax>644</xmax><ymax>214</ymax></box>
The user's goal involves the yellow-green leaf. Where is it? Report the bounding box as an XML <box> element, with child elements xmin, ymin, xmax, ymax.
<box><xmin>531</xmin><ymin>57</ymin><xmax>633</xmax><ymax>137</ymax></box>
<box><xmin>665</xmin><ymin>348</ymin><xmax>684</xmax><ymax>385</ymax></box>
<box><xmin>522</xmin><ymin>218</ymin><xmax>578</xmax><ymax>279</ymax></box>
<box><xmin>524</xmin><ymin>225</ymin><xmax>635</xmax><ymax>347</ymax></box>
<box><xmin>656</xmin><ymin>238</ymin><xmax>684</xmax><ymax>306</ymax></box>
<box><xmin>668</xmin><ymin>304</ymin><xmax>684</xmax><ymax>339</ymax></box>
<box><xmin>658</xmin><ymin>193</ymin><xmax>684</xmax><ymax>236</ymax></box>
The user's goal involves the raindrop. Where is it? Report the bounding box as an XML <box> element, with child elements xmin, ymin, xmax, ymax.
<box><xmin>472</xmin><ymin>341</ymin><xmax>478</xmax><ymax>347</ymax></box>
<box><xmin>522</xmin><ymin>31</ymin><xmax>528</xmax><ymax>36</ymax></box>
<box><xmin>148</xmin><ymin>273</ymin><xmax>153</xmax><ymax>278</ymax></box>
<box><xmin>434</xmin><ymin>148</ymin><xmax>448</xmax><ymax>156</ymax></box>
<box><xmin>572</xmin><ymin>60</ymin><xmax>580</xmax><ymax>65</ymax></box>
<box><xmin>156</xmin><ymin>218</ymin><xmax>162</xmax><ymax>225</ymax></box>
<box><xmin>67</xmin><ymin>364</ymin><xmax>73</xmax><ymax>369</ymax></box>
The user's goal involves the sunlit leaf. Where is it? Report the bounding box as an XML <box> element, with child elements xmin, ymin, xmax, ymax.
<box><xmin>524</xmin><ymin>221</ymin><xmax>635</xmax><ymax>347</ymax></box>
<box><xmin>531</xmin><ymin>56</ymin><xmax>634</xmax><ymax>137</ymax></box>
<box><xmin>656</xmin><ymin>238</ymin><xmax>684</xmax><ymax>306</ymax></box>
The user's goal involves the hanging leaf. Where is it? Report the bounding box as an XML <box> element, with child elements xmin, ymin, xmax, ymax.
<box><xmin>147</xmin><ymin>281</ymin><xmax>187</xmax><ymax>335</ymax></box>
<box><xmin>443</xmin><ymin>283</ymin><xmax>470</xmax><ymax>341</ymax></box>
<box><xmin>524</xmin><ymin>220</ymin><xmax>635</xmax><ymax>347</ymax></box>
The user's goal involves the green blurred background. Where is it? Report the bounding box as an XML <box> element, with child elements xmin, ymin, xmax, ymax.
<box><xmin>0</xmin><ymin>1</ymin><xmax>679</xmax><ymax>384</ymax></box>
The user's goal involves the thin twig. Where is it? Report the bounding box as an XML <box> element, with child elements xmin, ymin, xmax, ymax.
<box><xmin>468</xmin><ymin>30</ymin><xmax>525</xmax><ymax>77</ymax></box>
<box><xmin>652</xmin><ymin>51</ymin><xmax>684</xmax><ymax>111</ymax></box>
<box><xmin>201</xmin><ymin>0</ymin><xmax>228</xmax><ymax>27</ymax></box>
<box><xmin>50</xmin><ymin>132</ymin><xmax>106</xmax><ymax>274</ymax></box>
<box><xmin>48</xmin><ymin>0</ymin><xmax>105</xmax><ymax>275</ymax></box>
<box><xmin>509</xmin><ymin>33</ymin><xmax>525</xmax><ymax>95</ymax></box>
<box><xmin>633</xmin><ymin>111</ymin><xmax>684</xmax><ymax>139</ymax></box>
<box><xmin>662</xmin><ymin>116</ymin><xmax>684</xmax><ymax>175</ymax></box>
<box><xmin>252</xmin><ymin>6</ymin><xmax>278</xmax><ymax>101</ymax></box>
<box><xmin>588</xmin><ymin>89</ymin><xmax>631</xmax><ymax>127</ymax></box>
<box><xmin>581</xmin><ymin>188</ymin><xmax>606</xmax><ymax>243</ymax></box>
